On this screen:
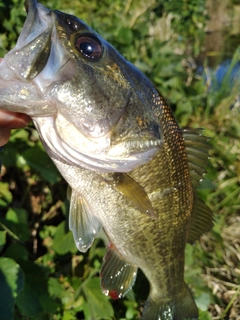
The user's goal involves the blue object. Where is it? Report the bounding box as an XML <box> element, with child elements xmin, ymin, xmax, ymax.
<box><xmin>198</xmin><ymin>59</ymin><xmax>240</xmax><ymax>91</ymax></box>
<box><xmin>197</xmin><ymin>59</ymin><xmax>240</xmax><ymax>110</ymax></box>
<box><xmin>214</xmin><ymin>60</ymin><xmax>240</xmax><ymax>89</ymax></box>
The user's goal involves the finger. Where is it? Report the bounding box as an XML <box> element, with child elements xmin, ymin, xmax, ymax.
<box><xmin>0</xmin><ymin>128</ymin><xmax>11</xmax><ymax>146</ymax></box>
<box><xmin>0</xmin><ymin>110</ymin><xmax>31</xmax><ymax>129</ymax></box>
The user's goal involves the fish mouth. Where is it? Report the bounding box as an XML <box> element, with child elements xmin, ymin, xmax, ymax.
<box><xmin>3</xmin><ymin>0</ymin><xmax>53</xmax><ymax>81</ymax></box>
<box><xmin>0</xmin><ymin>0</ymin><xmax>69</xmax><ymax>86</ymax></box>
<box><xmin>0</xmin><ymin>0</ymin><xmax>161</xmax><ymax>173</ymax></box>
<box><xmin>0</xmin><ymin>0</ymin><xmax>60</xmax><ymax>115</ymax></box>
<box><xmin>34</xmin><ymin>114</ymin><xmax>160</xmax><ymax>173</ymax></box>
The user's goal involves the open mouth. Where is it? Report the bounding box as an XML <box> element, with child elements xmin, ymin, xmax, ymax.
<box><xmin>33</xmin><ymin>115</ymin><xmax>159</xmax><ymax>173</ymax></box>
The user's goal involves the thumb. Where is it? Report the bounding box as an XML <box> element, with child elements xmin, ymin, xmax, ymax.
<box><xmin>0</xmin><ymin>128</ymin><xmax>11</xmax><ymax>146</ymax></box>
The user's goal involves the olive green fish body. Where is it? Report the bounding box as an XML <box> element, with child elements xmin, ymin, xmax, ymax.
<box><xmin>106</xmin><ymin>94</ymin><xmax>193</xmax><ymax>286</ymax></box>
<box><xmin>53</xmin><ymin>90</ymin><xmax>198</xmax><ymax>319</ymax></box>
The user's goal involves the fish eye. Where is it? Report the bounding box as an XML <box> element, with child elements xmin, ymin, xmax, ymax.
<box><xmin>75</xmin><ymin>34</ymin><xmax>103</xmax><ymax>60</ymax></box>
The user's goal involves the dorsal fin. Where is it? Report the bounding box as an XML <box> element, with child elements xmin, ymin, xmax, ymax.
<box><xmin>182</xmin><ymin>128</ymin><xmax>211</xmax><ymax>188</ymax></box>
<box><xmin>187</xmin><ymin>195</ymin><xmax>214</xmax><ymax>244</ymax></box>
<box><xmin>104</xmin><ymin>173</ymin><xmax>156</xmax><ymax>219</ymax></box>
<box><xmin>100</xmin><ymin>243</ymin><xmax>138</xmax><ymax>299</ymax></box>
<box><xmin>68</xmin><ymin>188</ymin><xmax>102</xmax><ymax>252</ymax></box>
<box><xmin>182</xmin><ymin>128</ymin><xmax>213</xmax><ymax>242</ymax></box>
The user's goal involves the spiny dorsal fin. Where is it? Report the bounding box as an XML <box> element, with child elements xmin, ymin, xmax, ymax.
<box><xmin>104</xmin><ymin>173</ymin><xmax>156</xmax><ymax>219</ymax></box>
<box><xmin>188</xmin><ymin>195</ymin><xmax>214</xmax><ymax>244</ymax></box>
<box><xmin>68</xmin><ymin>188</ymin><xmax>102</xmax><ymax>252</ymax></box>
<box><xmin>100</xmin><ymin>243</ymin><xmax>138</xmax><ymax>299</ymax></box>
<box><xmin>182</xmin><ymin>128</ymin><xmax>211</xmax><ymax>188</ymax></box>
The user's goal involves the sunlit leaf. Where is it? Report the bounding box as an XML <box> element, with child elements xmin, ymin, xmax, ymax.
<box><xmin>198</xmin><ymin>309</ymin><xmax>213</xmax><ymax>320</ymax></box>
<box><xmin>53</xmin><ymin>221</ymin><xmax>77</xmax><ymax>255</ymax></box>
<box><xmin>83</xmin><ymin>277</ymin><xmax>114</xmax><ymax>319</ymax></box>
<box><xmin>0</xmin><ymin>182</ymin><xmax>13</xmax><ymax>204</ymax></box>
<box><xmin>6</xmin><ymin>208</ymin><xmax>18</xmax><ymax>223</ymax></box>
<box><xmin>196</xmin><ymin>292</ymin><xmax>212</xmax><ymax>311</ymax></box>
<box><xmin>0</xmin><ymin>230</ymin><xmax>6</xmax><ymax>252</ymax></box>
<box><xmin>48</xmin><ymin>277</ymin><xmax>63</xmax><ymax>298</ymax></box>
<box><xmin>4</xmin><ymin>208</ymin><xmax>30</xmax><ymax>242</ymax></box>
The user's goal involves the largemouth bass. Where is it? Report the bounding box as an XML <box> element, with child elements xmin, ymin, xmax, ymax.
<box><xmin>0</xmin><ymin>1</ymin><xmax>213</xmax><ymax>319</ymax></box>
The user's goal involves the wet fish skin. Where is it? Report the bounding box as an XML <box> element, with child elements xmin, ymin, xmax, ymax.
<box><xmin>53</xmin><ymin>92</ymin><xmax>200</xmax><ymax>320</ymax></box>
<box><xmin>0</xmin><ymin>1</ymin><xmax>213</xmax><ymax>319</ymax></box>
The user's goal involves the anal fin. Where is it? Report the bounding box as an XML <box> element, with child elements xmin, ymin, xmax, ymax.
<box><xmin>100</xmin><ymin>243</ymin><xmax>138</xmax><ymax>299</ymax></box>
<box><xmin>69</xmin><ymin>188</ymin><xmax>102</xmax><ymax>252</ymax></box>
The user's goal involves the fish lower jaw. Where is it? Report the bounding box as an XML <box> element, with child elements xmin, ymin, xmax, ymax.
<box><xmin>33</xmin><ymin>116</ymin><xmax>159</xmax><ymax>173</ymax></box>
<box><xmin>55</xmin><ymin>112</ymin><xmax>161</xmax><ymax>159</ymax></box>
<box><xmin>107</xmin><ymin>138</ymin><xmax>161</xmax><ymax>157</ymax></box>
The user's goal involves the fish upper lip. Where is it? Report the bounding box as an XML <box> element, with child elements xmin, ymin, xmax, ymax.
<box><xmin>15</xmin><ymin>1</ymin><xmax>52</xmax><ymax>51</ymax></box>
<box><xmin>1</xmin><ymin>2</ymin><xmax>54</xmax><ymax>81</ymax></box>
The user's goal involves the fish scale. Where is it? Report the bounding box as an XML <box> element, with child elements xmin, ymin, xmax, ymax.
<box><xmin>0</xmin><ymin>1</ymin><xmax>213</xmax><ymax>319</ymax></box>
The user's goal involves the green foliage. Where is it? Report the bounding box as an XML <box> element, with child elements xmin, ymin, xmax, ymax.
<box><xmin>0</xmin><ymin>0</ymin><xmax>240</xmax><ymax>319</ymax></box>
<box><xmin>162</xmin><ymin>0</ymin><xmax>207</xmax><ymax>56</ymax></box>
<box><xmin>0</xmin><ymin>0</ymin><xmax>26</xmax><ymax>56</ymax></box>
<box><xmin>0</xmin><ymin>257</ymin><xmax>25</xmax><ymax>320</ymax></box>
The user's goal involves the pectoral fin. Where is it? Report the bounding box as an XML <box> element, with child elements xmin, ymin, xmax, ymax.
<box><xmin>105</xmin><ymin>173</ymin><xmax>156</xmax><ymax>219</ymax></box>
<box><xmin>100</xmin><ymin>243</ymin><xmax>138</xmax><ymax>299</ymax></box>
<box><xmin>68</xmin><ymin>188</ymin><xmax>102</xmax><ymax>252</ymax></box>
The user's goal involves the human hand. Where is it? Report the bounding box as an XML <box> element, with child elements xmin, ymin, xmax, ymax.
<box><xmin>0</xmin><ymin>57</ymin><xmax>31</xmax><ymax>146</ymax></box>
<box><xmin>0</xmin><ymin>110</ymin><xmax>31</xmax><ymax>146</ymax></box>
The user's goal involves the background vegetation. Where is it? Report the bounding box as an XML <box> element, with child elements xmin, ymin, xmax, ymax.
<box><xmin>0</xmin><ymin>0</ymin><xmax>239</xmax><ymax>319</ymax></box>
